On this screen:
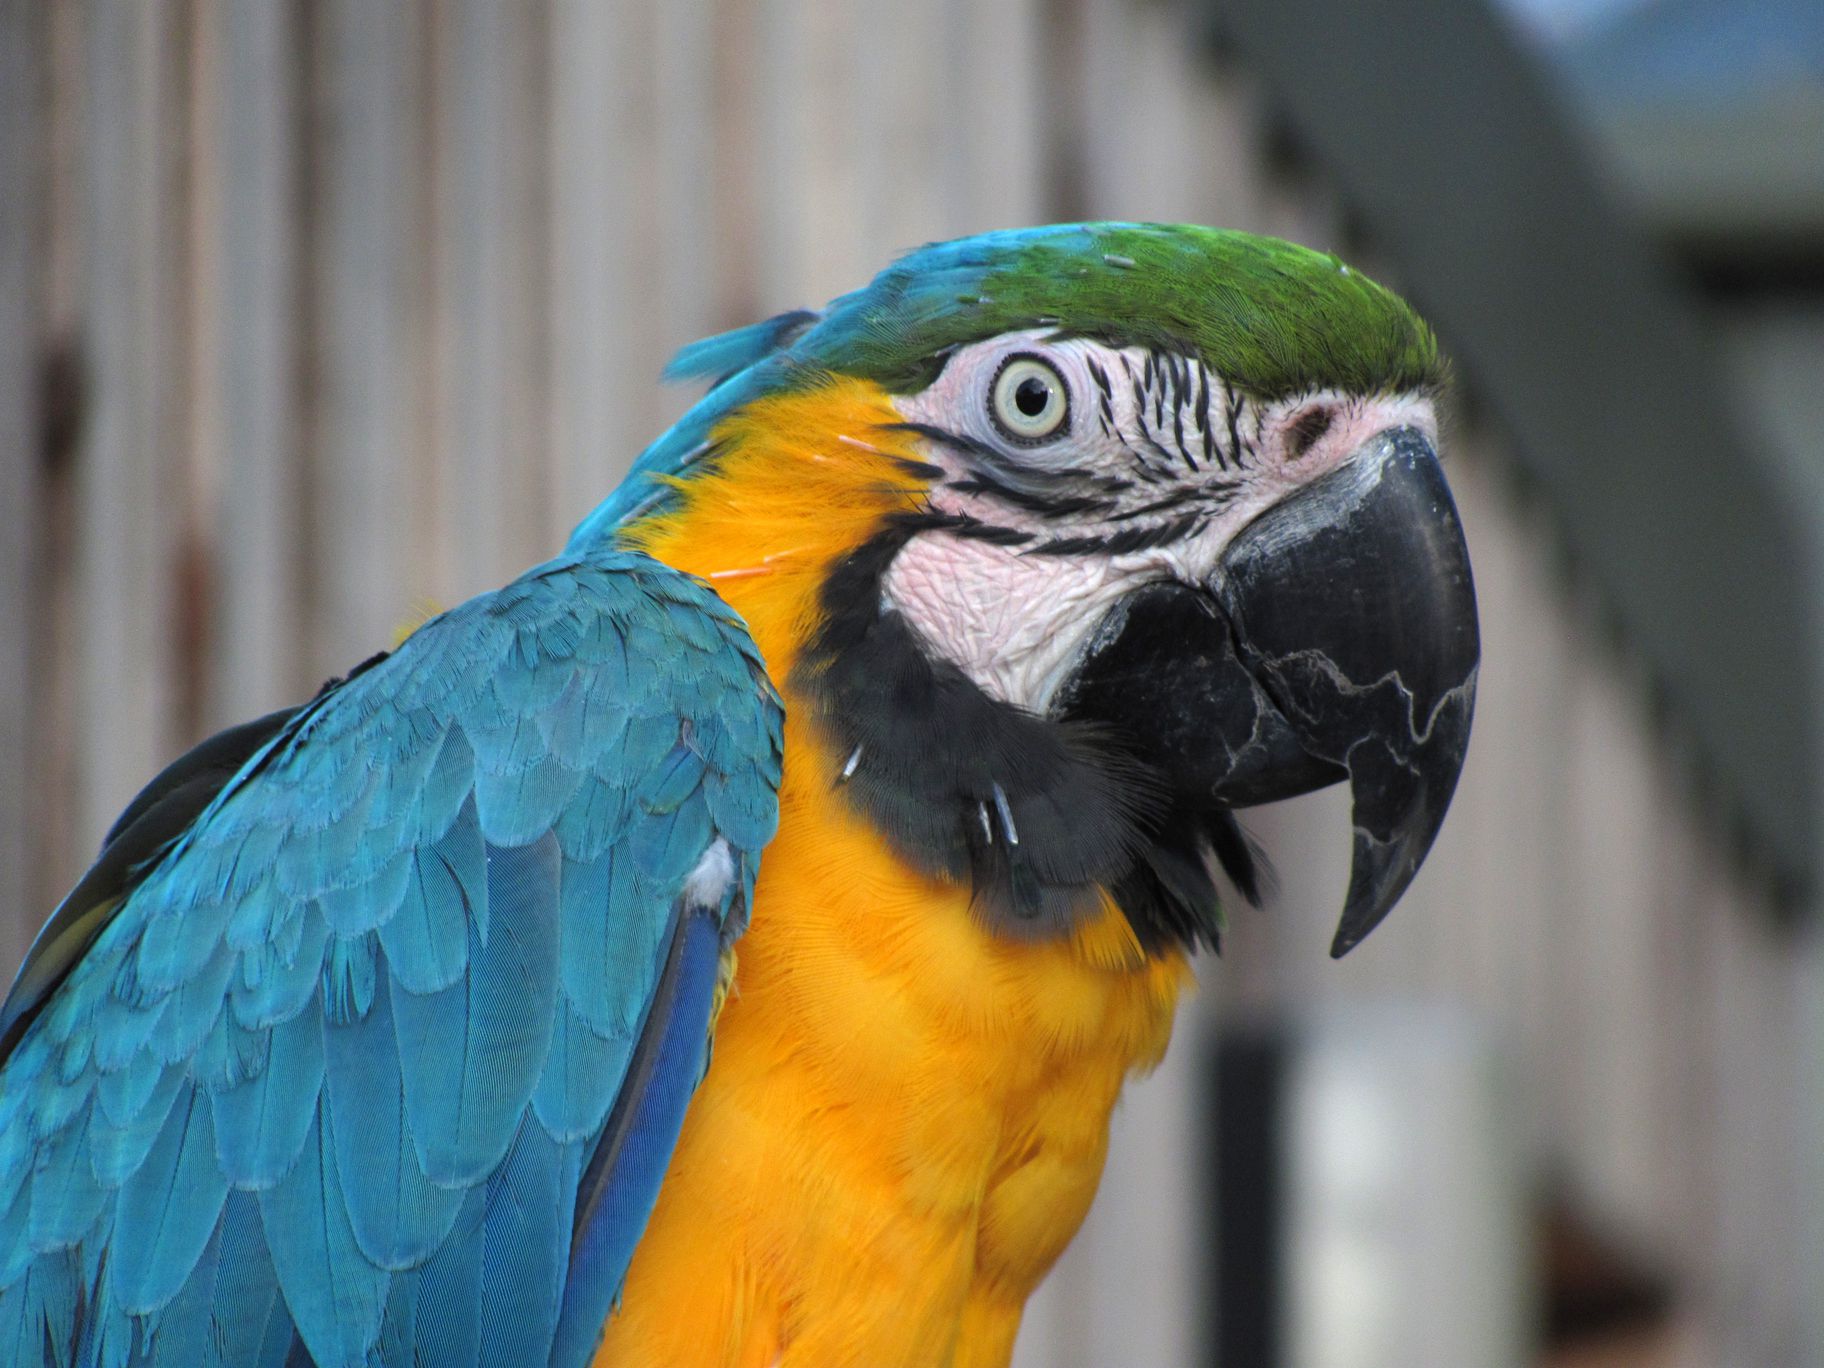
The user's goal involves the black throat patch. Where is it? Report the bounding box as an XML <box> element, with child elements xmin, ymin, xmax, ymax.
<box><xmin>790</xmin><ymin>516</ymin><xmax>1245</xmax><ymax>953</ymax></box>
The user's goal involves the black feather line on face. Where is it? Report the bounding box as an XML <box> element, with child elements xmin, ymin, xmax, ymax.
<box><xmin>921</xmin><ymin>511</ymin><xmax>1035</xmax><ymax>547</ymax></box>
<box><xmin>1193</xmin><ymin>365</ymin><xmax>1216</xmax><ymax>469</ymax></box>
<box><xmin>947</xmin><ymin>472</ymin><xmax>1114</xmax><ymax>520</ymax></box>
<box><xmin>883</xmin><ymin>420</ymin><xmax>1003</xmax><ymax>466</ymax></box>
<box><xmin>1087</xmin><ymin>356</ymin><xmax>1116</xmax><ymax>439</ymax></box>
<box><xmin>1164</xmin><ymin>353</ymin><xmax>1194</xmax><ymax>471</ymax></box>
<box><xmin>793</xmin><ymin>523</ymin><xmax>1228</xmax><ymax>952</ymax></box>
<box><xmin>1224</xmin><ymin>382</ymin><xmax>1244</xmax><ymax>471</ymax></box>
<box><xmin>1025</xmin><ymin>511</ymin><xmax>1208</xmax><ymax>558</ymax></box>
<box><xmin>1104</xmin><ymin>485</ymin><xmax>1228</xmax><ymax>522</ymax></box>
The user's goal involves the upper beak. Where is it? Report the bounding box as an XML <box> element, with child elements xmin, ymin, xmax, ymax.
<box><xmin>1057</xmin><ymin>427</ymin><xmax>1479</xmax><ymax>956</ymax></box>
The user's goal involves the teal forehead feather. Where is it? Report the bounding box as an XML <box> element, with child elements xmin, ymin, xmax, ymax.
<box><xmin>569</xmin><ymin>222</ymin><xmax>1441</xmax><ymax>549</ymax></box>
<box><xmin>798</xmin><ymin>222</ymin><xmax>1442</xmax><ymax>399</ymax></box>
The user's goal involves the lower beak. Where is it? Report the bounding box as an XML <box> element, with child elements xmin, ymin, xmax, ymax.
<box><xmin>1058</xmin><ymin>427</ymin><xmax>1479</xmax><ymax>956</ymax></box>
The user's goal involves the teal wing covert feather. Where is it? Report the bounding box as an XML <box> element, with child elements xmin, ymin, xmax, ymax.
<box><xmin>0</xmin><ymin>549</ymin><xmax>782</xmax><ymax>1367</ymax></box>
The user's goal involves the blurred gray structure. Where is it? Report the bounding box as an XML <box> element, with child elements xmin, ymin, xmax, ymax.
<box><xmin>1561</xmin><ymin>0</ymin><xmax>1824</xmax><ymax>263</ymax></box>
<box><xmin>1</xmin><ymin>1</ymin><xmax>1821</xmax><ymax>1365</ymax></box>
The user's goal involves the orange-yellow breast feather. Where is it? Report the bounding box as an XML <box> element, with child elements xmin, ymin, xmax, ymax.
<box><xmin>598</xmin><ymin>379</ymin><xmax>1189</xmax><ymax>1368</ymax></box>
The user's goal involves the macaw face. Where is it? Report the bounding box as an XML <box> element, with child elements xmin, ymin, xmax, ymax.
<box><xmin>887</xmin><ymin>329</ymin><xmax>1441</xmax><ymax>713</ymax></box>
<box><xmin>869</xmin><ymin>328</ymin><xmax>1477</xmax><ymax>956</ymax></box>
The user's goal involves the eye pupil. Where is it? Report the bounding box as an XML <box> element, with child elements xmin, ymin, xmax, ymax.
<box><xmin>1014</xmin><ymin>377</ymin><xmax>1051</xmax><ymax>417</ymax></box>
<box><xmin>989</xmin><ymin>353</ymin><xmax>1070</xmax><ymax>443</ymax></box>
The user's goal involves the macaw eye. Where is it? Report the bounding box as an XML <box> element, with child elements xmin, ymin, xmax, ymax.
<box><xmin>989</xmin><ymin>354</ymin><xmax>1070</xmax><ymax>444</ymax></box>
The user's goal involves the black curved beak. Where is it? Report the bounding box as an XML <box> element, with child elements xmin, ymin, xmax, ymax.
<box><xmin>1058</xmin><ymin>427</ymin><xmax>1478</xmax><ymax>957</ymax></box>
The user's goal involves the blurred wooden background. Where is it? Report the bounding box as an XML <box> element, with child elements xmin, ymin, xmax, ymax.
<box><xmin>0</xmin><ymin>1</ymin><xmax>1812</xmax><ymax>1364</ymax></box>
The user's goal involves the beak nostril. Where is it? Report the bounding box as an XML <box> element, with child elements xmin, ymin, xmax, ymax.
<box><xmin>1286</xmin><ymin>406</ymin><xmax>1334</xmax><ymax>460</ymax></box>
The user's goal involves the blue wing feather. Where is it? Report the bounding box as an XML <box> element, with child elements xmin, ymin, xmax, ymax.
<box><xmin>0</xmin><ymin>550</ymin><xmax>782</xmax><ymax>1366</ymax></box>
<box><xmin>533</xmin><ymin>996</ymin><xmax>635</xmax><ymax>1143</ymax></box>
<box><xmin>0</xmin><ymin>1252</ymin><xmax>77</xmax><ymax>1368</ymax></box>
<box><xmin>629</xmin><ymin>791</ymin><xmax>716</xmax><ymax>883</ymax></box>
<box><xmin>257</xmin><ymin>1103</ymin><xmax>390</xmax><ymax>1367</ymax></box>
<box><xmin>205</xmin><ymin>1192</ymin><xmax>292</xmax><ymax>1368</ymax></box>
<box><xmin>392</xmin><ymin>833</ymin><xmax>560</xmax><ymax>1187</ymax></box>
<box><xmin>111</xmin><ymin>1088</ymin><xmax>227</xmax><ymax>1315</ymax></box>
<box><xmin>192</xmin><ymin>1004</ymin><xmax>270</xmax><ymax>1091</ymax></box>
<box><xmin>377</xmin><ymin>843</ymin><xmax>473</xmax><ymax>996</ymax></box>
<box><xmin>147</xmin><ymin>1206</ymin><xmax>220</xmax><ymax>1367</ymax></box>
<box><xmin>26</xmin><ymin>1104</ymin><xmax>104</xmax><ymax>1251</ymax></box>
<box><xmin>410</xmin><ymin>1186</ymin><xmax>484</xmax><ymax>1368</ymax></box>
<box><xmin>478</xmin><ymin>1115</ymin><xmax>569</xmax><ymax>1364</ymax></box>
<box><xmin>90</xmin><ymin>1060</ymin><xmax>184</xmax><ymax>1188</ymax></box>
<box><xmin>322</xmin><ymin>973</ymin><xmax>463</xmax><ymax>1270</ymax></box>
<box><xmin>660</xmin><ymin>308</ymin><xmax>819</xmax><ymax>386</ymax></box>
<box><xmin>558</xmin><ymin>854</ymin><xmax>668</xmax><ymax>1039</ymax></box>
<box><xmin>210</xmin><ymin>999</ymin><xmax>322</xmax><ymax>1190</ymax></box>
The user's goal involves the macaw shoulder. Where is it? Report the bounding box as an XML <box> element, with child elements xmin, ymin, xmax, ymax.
<box><xmin>258</xmin><ymin>549</ymin><xmax>784</xmax><ymax>860</ymax></box>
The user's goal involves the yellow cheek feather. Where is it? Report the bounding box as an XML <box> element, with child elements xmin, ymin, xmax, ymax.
<box><xmin>598</xmin><ymin>376</ymin><xmax>1191</xmax><ymax>1368</ymax></box>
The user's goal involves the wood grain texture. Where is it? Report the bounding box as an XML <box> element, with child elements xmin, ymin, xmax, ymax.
<box><xmin>199</xmin><ymin>0</ymin><xmax>305</xmax><ymax>726</ymax></box>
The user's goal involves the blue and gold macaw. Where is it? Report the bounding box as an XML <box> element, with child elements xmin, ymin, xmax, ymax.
<box><xmin>0</xmin><ymin>224</ymin><xmax>1477</xmax><ymax>1366</ymax></box>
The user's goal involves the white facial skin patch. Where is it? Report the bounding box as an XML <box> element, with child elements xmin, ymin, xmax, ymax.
<box><xmin>882</xmin><ymin>331</ymin><xmax>1438</xmax><ymax>712</ymax></box>
<box><xmin>881</xmin><ymin>533</ymin><xmax>1152</xmax><ymax>710</ymax></box>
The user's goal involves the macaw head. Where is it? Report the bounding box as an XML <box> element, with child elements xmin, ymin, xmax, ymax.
<box><xmin>575</xmin><ymin>223</ymin><xmax>1477</xmax><ymax>958</ymax></box>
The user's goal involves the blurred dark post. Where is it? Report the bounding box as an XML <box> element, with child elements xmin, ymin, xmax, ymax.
<box><xmin>1211</xmin><ymin>1027</ymin><xmax>1284</xmax><ymax>1366</ymax></box>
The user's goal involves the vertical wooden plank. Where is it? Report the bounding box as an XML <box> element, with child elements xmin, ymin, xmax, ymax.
<box><xmin>1753</xmin><ymin>919</ymin><xmax>1804</xmax><ymax>1364</ymax></box>
<box><xmin>1181</xmin><ymin>66</ymin><xmax>1271</xmax><ymax>236</ymax></box>
<box><xmin>0</xmin><ymin>0</ymin><xmax>44</xmax><ymax>972</ymax></box>
<box><xmin>939</xmin><ymin>0</ymin><xmax>1045</xmax><ymax>234</ymax></box>
<box><xmin>652</xmin><ymin>0</ymin><xmax>718</xmax><ymax>367</ymax></box>
<box><xmin>77</xmin><ymin>0</ymin><xmax>184</xmax><ymax>843</ymax></box>
<box><xmin>851</xmin><ymin>0</ymin><xmax>947</xmax><ymax>258</ymax></box>
<box><xmin>706</xmin><ymin>0</ymin><xmax>762</xmax><ymax>332</ymax></box>
<box><xmin>307</xmin><ymin>0</ymin><xmax>424</xmax><ymax>672</ymax></box>
<box><xmin>1470</xmin><ymin>459</ymin><xmax>1573</xmax><ymax>1060</ymax></box>
<box><xmin>754</xmin><ymin>0</ymin><xmax>863</xmax><ymax>310</ymax></box>
<box><xmin>1561</xmin><ymin>628</ymin><xmax>1668</xmax><ymax>1231</ymax></box>
<box><xmin>196</xmin><ymin>0</ymin><xmax>303</xmax><ymax>724</ymax></box>
<box><xmin>1706</xmin><ymin>883</ymin><xmax>1806</xmax><ymax>1362</ymax></box>
<box><xmin>1054</xmin><ymin>11</ymin><xmax>1271</xmax><ymax>240</ymax></box>
<box><xmin>1388</xmin><ymin>448</ymin><xmax>1574</xmax><ymax>1114</ymax></box>
<box><xmin>611</xmin><ymin>0</ymin><xmax>717</xmax><ymax>458</ymax></box>
<box><xmin>1075</xmin><ymin>0</ymin><xmax>1231</xmax><ymax>226</ymax></box>
<box><xmin>437</xmin><ymin>0</ymin><xmax>550</xmax><ymax>597</ymax></box>
<box><xmin>1795</xmin><ymin>926</ymin><xmax>1824</xmax><ymax>1363</ymax></box>
<box><xmin>548</xmin><ymin>0</ymin><xmax>650</xmax><ymax>538</ymax></box>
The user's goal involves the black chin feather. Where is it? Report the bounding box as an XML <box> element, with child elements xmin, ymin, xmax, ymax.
<box><xmin>1208</xmin><ymin>808</ymin><xmax>1271</xmax><ymax>909</ymax></box>
<box><xmin>793</xmin><ymin>519</ymin><xmax>1229</xmax><ymax>953</ymax></box>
